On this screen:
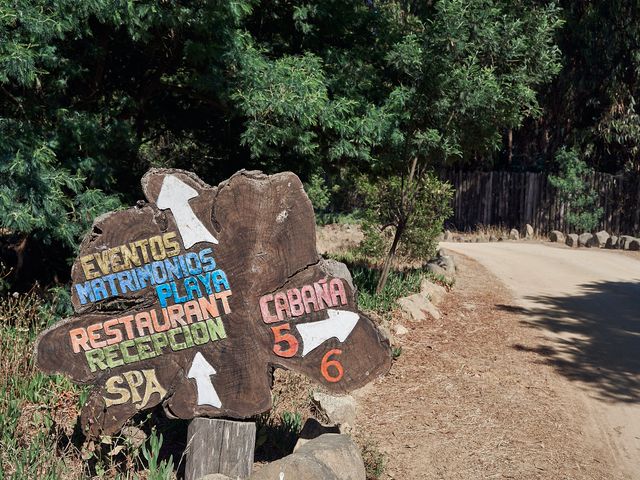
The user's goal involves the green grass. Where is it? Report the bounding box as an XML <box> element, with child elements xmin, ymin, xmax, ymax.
<box><xmin>0</xmin><ymin>293</ymin><xmax>77</xmax><ymax>479</ymax></box>
<box><xmin>0</xmin><ymin>292</ymin><xmax>175</xmax><ymax>480</ymax></box>
<box><xmin>328</xmin><ymin>251</ymin><xmax>429</xmax><ymax>316</ymax></box>
<box><xmin>255</xmin><ymin>410</ymin><xmax>304</xmax><ymax>461</ymax></box>
<box><xmin>353</xmin><ymin>267</ymin><xmax>424</xmax><ymax>315</ymax></box>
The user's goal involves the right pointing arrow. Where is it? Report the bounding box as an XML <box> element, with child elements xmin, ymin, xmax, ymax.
<box><xmin>187</xmin><ymin>352</ymin><xmax>222</xmax><ymax>408</ymax></box>
<box><xmin>296</xmin><ymin>309</ymin><xmax>359</xmax><ymax>357</ymax></box>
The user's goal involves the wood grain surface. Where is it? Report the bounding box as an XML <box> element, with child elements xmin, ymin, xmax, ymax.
<box><xmin>35</xmin><ymin>169</ymin><xmax>391</xmax><ymax>437</ymax></box>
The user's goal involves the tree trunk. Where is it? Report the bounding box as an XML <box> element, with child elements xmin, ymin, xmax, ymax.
<box><xmin>375</xmin><ymin>223</ymin><xmax>404</xmax><ymax>294</ymax></box>
<box><xmin>375</xmin><ymin>156</ymin><xmax>419</xmax><ymax>294</ymax></box>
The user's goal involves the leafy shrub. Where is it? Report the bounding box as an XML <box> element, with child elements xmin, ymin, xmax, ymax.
<box><xmin>357</xmin><ymin>174</ymin><xmax>453</xmax><ymax>263</ymax></box>
<box><xmin>304</xmin><ymin>171</ymin><xmax>331</xmax><ymax>213</ymax></box>
<box><xmin>549</xmin><ymin>148</ymin><xmax>603</xmax><ymax>232</ymax></box>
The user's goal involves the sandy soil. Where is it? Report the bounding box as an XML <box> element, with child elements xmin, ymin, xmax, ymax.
<box><xmin>355</xmin><ymin>251</ymin><xmax>615</xmax><ymax>479</ymax></box>
<box><xmin>443</xmin><ymin>241</ymin><xmax>640</xmax><ymax>479</ymax></box>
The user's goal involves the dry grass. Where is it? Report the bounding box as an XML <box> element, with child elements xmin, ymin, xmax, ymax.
<box><xmin>446</xmin><ymin>224</ymin><xmax>550</xmax><ymax>241</ymax></box>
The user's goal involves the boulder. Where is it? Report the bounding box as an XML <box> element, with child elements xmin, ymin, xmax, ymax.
<box><xmin>393</xmin><ymin>324</ymin><xmax>409</xmax><ymax>336</ymax></box>
<box><xmin>629</xmin><ymin>239</ymin><xmax>640</xmax><ymax>251</ymax></box>
<box><xmin>588</xmin><ymin>230</ymin><xmax>609</xmax><ymax>248</ymax></box>
<box><xmin>578</xmin><ymin>232</ymin><xmax>592</xmax><ymax>247</ymax></box>
<box><xmin>509</xmin><ymin>228</ymin><xmax>519</xmax><ymax>240</ymax></box>
<box><xmin>605</xmin><ymin>235</ymin><xmax>619</xmax><ymax>249</ymax></box>
<box><xmin>489</xmin><ymin>235</ymin><xmax>498</xmax><ymax>242</ymax></box>
<box><xmin>321</xmin><ymin>259</ymin><xmax>355</xmax><ymax>292</ymax></box>
<box><xmin>549</xmin><ymin>230</ymin><xmax>565</xmax><ymax>243</ymax></box>
<box><xmin>252</xmin><ymin>434</ymin><xmax>366</xmax><ymax>480</ymax></box>
<box><xmin>294</xmin><ymin>419</ymin><xmax>341</xmax><ymax>451</ymax></box>
<box><xmin>420</xmin><ymin>278</ymin><xmax>447</xmax><ymax>306</ymax></box>
<box><xmin>398</xmin><ymin>293</ymin><xmax>441</xmax><ymax>321</ymax></box>
<box><xmin>525</xmin><ymin>224</ymin><xmax>534</xmax><ymax>238</ymax></box>
<box><xmin>619</xmin><ymin>235</ymin><xmax>635</xmax><ymax>250</ymax></box>
<box><xmin>565</xmin><ymin>233</ymin><xmax>579</xmax><ymax>247</ymax></box>
<box><xmin>425</xmin><ymin>252</ymin><xmax>455</xmax><ymax>277</ymax></box>
<box><xmin>312</xmin><ymin>392</ymin><xmax>356</xmax><ymax>429</ymax></box>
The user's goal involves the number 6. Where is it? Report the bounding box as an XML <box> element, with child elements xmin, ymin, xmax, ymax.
<box><xmin>321</xmin><ymin>349</ymin><xmax>344</xmax><ymax>382</ymax></box>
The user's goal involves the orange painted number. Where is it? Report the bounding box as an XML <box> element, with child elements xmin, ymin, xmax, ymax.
<box><xmin>271</xmin><ymin>323</ymin><xmax>299</xmax><ymax>358</ymax></box>
<box><xmin>321</xmin><ymin>349</ymin><xmax>344</xmax><ymax>383</ymax></box>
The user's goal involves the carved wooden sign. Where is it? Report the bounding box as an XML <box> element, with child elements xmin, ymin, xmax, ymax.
<box><xmin>35</xmin><ymin>169</ymin><xmax>391</xmax><ymax>437</ymax></box>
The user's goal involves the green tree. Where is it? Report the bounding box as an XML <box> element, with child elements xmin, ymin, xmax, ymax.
<box><xmin>362</xmin><ymin>1</ymin><xmax>562</xmax><ymax>291</ymax></box>
<box><xmin>548</xmin><ymin>148</ymin><xmax>603</xmax><ymax>232</ymax></box>
<box><xmin>0</xmin><ymin>0</ymin><xmax>562</xmax><ymax>290</ymax></box>
<box><xmin>357</xmin><ymin>174</ymin><xmax>453</xmax><ymax>261</ymax></box>
<box><xmin>511</xmin><ymin>1</ymin><xmax>640</xmax><ymax>174</ymax></box>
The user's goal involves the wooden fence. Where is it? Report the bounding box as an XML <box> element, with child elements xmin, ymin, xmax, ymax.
<box><xmin>443</xmin><ymin>171</ymin><xmax>640</xmax><ymax>235</ymax></box>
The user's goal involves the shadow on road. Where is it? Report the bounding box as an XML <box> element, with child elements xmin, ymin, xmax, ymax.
<box><xmin>498</xmin><ymin>280</ymin><xmax>640</xmax><ymax>404</ymax></box>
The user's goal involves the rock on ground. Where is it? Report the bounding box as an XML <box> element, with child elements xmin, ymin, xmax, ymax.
<box><xmin>619</xmin><ymin>235</ymin><xmax>635</xmax><ymax>250</ymax></box>
<box><xmin>605</xmin><ymin>235</ymin><xmax>619</xmax><ymax>249</ymax></box>
<box><xmin>251</xmin><ymin>434</ymin><xmax>366</xmax><ymax>480</ymax></box>
<box><xmin>578</xmin><ymin>232</ymin><xmax>592</xmax><ymax>247</ymax></box>
<box><xmin>489</xmin><ymin>235</ymin><xmax>498</xmax><ymax>242</ymax></box>
<box><xmin>394</xmin><ymin>324</ymin><xmax>409</xmax><ymax>336</ymax></box>
<box><xmin>420</xmin><ymin>278</ymin><xmax>447</xmax><ymax>306</ymax></box>
<box><xmin>295</xmin><ymin>419</ymin><xmax>341</xmax><ymax>451</ymax></box>
<box><xmin>398</xmin><ymin>293</ymin><xmax>441</xmax><ymax>321</ymax></box>
<box><xmin>588</xmin><ymin>230</ymin><xmax>610</xmax><ymax>248</ymax></box>
<box><xmin>565</xmin><ymin>233</ymin><xmax>579</xmax><ymax>247</ymax></box>
<box><xmin>525</xmin><ymin>224</ymin><xmax>534</xmax><ymax>238</ymax></box>
<box><xmin>312</xmin><ymin>392</ymin><xmax>356</xmax><ymax>429</ymax></box>
<box><xmin>550</xmin><ymin>230</ymin><xmax>565</xmax><ymax>243</ymax></box>
<box><xmin>509</xmin><ymin>228</ymin><xmax>519</xmax><ymax>240</ymax></box>
<box><xmin>629</xmin><ymin>239</ymin><xmax>640</xmax><ymax>251</ymax></box>
<box><xmin>426</xmin><ymin>255</ymin><xmax>455</xmax><ymax>278</ymax></box>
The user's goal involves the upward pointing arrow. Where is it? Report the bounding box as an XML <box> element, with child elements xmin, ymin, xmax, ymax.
<box><xmin>156</xmin><ymin>174</ymin><xmax>219</xmax><ymax>249</ymax></box>
<box><xmin>296</xmin><ymin>309</ymin><xmax>359</xmax><ymax>357</ymax></box>
<box><xmin>187</xmin><ymin>352</ymin><xmax>222</xmax><ymax>408</ymax></box>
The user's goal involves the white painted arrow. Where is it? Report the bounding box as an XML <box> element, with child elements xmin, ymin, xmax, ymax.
<box><xmin>187</xmin><ymin>352</ymin><xmax>222</xmax><ymax>408</ymax></box>
<box><xmin>295</xmin><ymin>309</ymin><xmax>359</xmax><ymax>357</ymax></box>
<box><xmin>156</xmin><ymin>174</ymin><xmax>219</xmax><ymax>248</ymax></box>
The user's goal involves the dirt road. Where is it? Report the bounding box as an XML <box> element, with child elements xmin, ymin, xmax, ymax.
<box><xmin>444</xmin><ymin>241</ymin><xmax>640</xmax><ymax>479</ymax></box>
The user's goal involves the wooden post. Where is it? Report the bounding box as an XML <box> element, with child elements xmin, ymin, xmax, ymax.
<box><xmin>185</xmin><ymin>418</ymin><xmax>256</xmax><ymax>480</ymax></box>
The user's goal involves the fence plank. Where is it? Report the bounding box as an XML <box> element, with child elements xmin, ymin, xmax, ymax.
<box><xmin>444</xmin><ymin>171</ymin><xmax>639</xmax><ymax>235</ymax></box>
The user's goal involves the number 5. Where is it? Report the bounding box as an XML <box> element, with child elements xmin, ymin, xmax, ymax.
<box><xmin>271</xmin><ymin>323</ymin><xmax>299</xmax><ymax>358</ymax></box>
